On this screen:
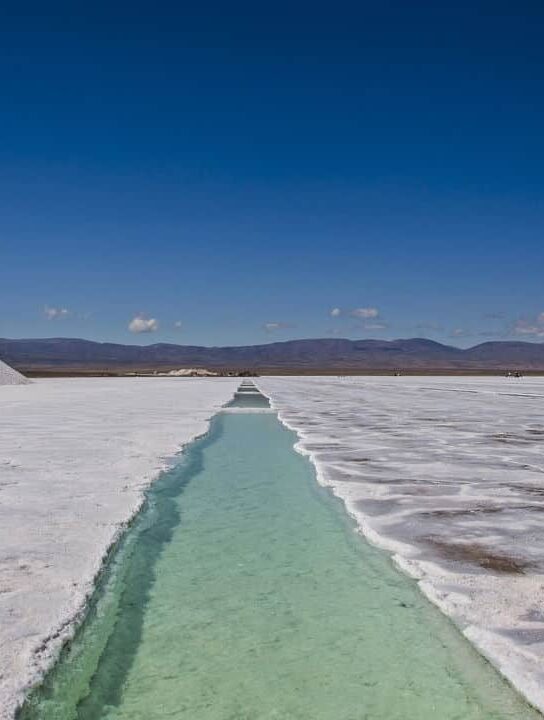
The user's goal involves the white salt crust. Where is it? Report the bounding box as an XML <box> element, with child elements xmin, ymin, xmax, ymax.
<box><xmin>258</xmin><ymin>376</ymin><xmax>544</xmax><ymax>715</ymax></box>
<box><xmin>0</xmin><ymin>377</ymin><xmax>238</xmax><ymax>719</ymax></box>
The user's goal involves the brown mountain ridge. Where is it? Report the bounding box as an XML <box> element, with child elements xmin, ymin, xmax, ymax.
<box><xmin>2</xmin><ymin>337</ymin><xmax>544</xmax><ymax>375</ymax></box>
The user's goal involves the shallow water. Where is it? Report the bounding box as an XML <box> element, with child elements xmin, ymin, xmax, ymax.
<box><xmin>21</xmin><ymin>407</ymin><xmax>538</xmax><ymax>719</ymax></box>
<box><xmin>257</xmin><ymin>376</ymin><xmax>544</xmax><ymax>711</ymax></box>
<box><xmin>224</xmin><ymin>390</ymin><xmax>270</xmax><ymax>408</ymax></box>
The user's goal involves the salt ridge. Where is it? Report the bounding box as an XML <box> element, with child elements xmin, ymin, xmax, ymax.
<box><xmin>258</xmin><ymin>376</ymin><xmax>544</xmax><ymax>715</ymax></box>
<box><xmin>0</xmin><ymin>377</ymin><xmax>238</xmax><ymax>719</ymax></box>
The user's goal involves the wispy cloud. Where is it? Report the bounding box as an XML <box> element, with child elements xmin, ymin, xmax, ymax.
<box><xmin>415</xmin><ymin>322</ymin><xmax>443</xmax><ymax>332</ymax></box>
<box><xmin>262</xmin><ymin>321</ymin><xmax>291</xmax><ymax>333</ymax></box>
<box><xmin>483</xmin><ymin>312</ymin><xmax>506</xmax><ymax>321</ymax></box>
<box><xmin>349</xmin><ymin>307</ymin><xmax>379</xmax><ymax>319</ymax></box>
<box><xmin>128</xmin><ymin>314</ymin><xmax>159</xmax><ymax>333</ymax></box>
<box><xmin>43</xmin><ymin>305</ymin><xmax>70</xmax><ymax>320</ymax></box>
<box><xmin>173</xmin><ymin>320</ymin><xmax>182</xmax><ymax>330</ymax></box>
<box><xmin>478</xmin><ymin>329</ymin><xmax>507</xmax><ymax>338</ymax></box>
<box><xmin>450</xmin><ymin>327</ymin><xmax>472</xmax><ymax>338</ymax></box>
<box><xmin>512</xmin><ymin>313</ymin><xmax>544</xmax><ymax>338</ymax></box>
<box><xmin>331</xmin><ymin>306</ymin><xmax>381</xmax><ymax>324</ymax></box>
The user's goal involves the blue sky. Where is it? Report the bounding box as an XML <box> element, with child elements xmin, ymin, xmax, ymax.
<box><xmin>1</xmin><ymin>2</ymin><xmax>543</xmax><ymax>346</ymax></box>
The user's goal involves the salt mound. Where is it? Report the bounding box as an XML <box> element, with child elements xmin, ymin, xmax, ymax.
<box><xmin>0</xmin><ymin>358</ymin><xmax>28</xmax><ymax>385</ymax></box>
<box><xmin>164</xmin><ymin>368</ymin><xmax>219</xmax><ymax>377</ymax></box>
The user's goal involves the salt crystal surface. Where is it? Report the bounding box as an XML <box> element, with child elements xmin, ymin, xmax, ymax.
<box><xmin>258</xmin><ymin>375</ymin><xmax>544</xmax><ymax>715</ymax></box>
<box><xmin>0</xmin><ymin>377</ymin><xmax>237</xmax><ymax>719</ymax></box>
<box><xmin>0</xmin><ymin>359</ymin><xmax>28</xmax><ymax>386</ymax></box>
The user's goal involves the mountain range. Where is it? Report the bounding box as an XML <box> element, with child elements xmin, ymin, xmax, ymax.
<box><xmin>2</xmin><ymin>337</ymin><xmax>544</xmax><ymax>374</ymax></box>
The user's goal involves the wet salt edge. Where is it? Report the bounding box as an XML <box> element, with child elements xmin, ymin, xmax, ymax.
<box><xmin>0</xmin><ymin>377</ymin><xmax>239</xmax><ymax>720</ymax></box>
<box><xmin>258</xmin><ymin>376</ymin><xmax>544</xmax><ymax>715</ymax></box>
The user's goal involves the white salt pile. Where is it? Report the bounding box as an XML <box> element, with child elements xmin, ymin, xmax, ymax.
<box><xmin>0</xmin><ymin>359</ymin><xmax>28</xmax><ymax>385</ymax></box>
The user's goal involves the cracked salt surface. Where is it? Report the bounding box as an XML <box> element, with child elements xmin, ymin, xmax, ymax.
<box><xmin>0</xmin><ymin>377</ymin><xmax>238</xmax><ymax>719</ymax></box>
<box><xmin>258</xmin><ymin>375</ymin><xmax>544</xmax><ymax>715</ymax></box>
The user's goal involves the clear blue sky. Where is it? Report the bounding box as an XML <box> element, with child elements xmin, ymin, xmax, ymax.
<box><xmin>1</xmin><ymin>2</ymin><xmax>543</xmax><ymax>346</ymax></box>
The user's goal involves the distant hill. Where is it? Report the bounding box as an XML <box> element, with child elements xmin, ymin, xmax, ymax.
<box><xmin>2</xmin><ymin>337</ymin><xmax>544</xmax><ymax>374</ymax></box>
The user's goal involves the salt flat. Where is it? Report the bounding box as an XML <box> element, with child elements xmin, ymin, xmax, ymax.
<box><xmin>259</xmin><ymin>375</ymin><xmax>544</xmax><ymax>715</ymax></box>
<box><xmin>0</xmin><ymin>377</ymin><xmax>238</xmax><ymax>719</ymax></box>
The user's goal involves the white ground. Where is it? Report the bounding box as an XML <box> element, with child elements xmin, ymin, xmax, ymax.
<box><xmin>0</xmin><ymin>377</ymin><xmax>238</xmax><ymax>719</ymax></box>
<box><xmin>0</xmin><ymin>359</ymin><xmax>28</xmax><ymax>386</ymax></box>
<box><xmin>259</xmin><ymin>376</ymin><xmax>544</xmax><ymax>715</ymax></box>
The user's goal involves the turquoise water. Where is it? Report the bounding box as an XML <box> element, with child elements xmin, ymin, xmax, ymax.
<box><xmin>224</xmin><ymin>391</ymin><xmax>270</xmax><ymax>408</ymax></box>
<box><xmin>20</xmin><ymin>408</ymin><xmax>539</xmax><ymax>719</ymax></box>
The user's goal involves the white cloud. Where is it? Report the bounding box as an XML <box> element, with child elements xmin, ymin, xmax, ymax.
<box><xmin>514</xmin><ymin>325</ymin><xmax>544</xmax><ymax>336</ymax></box>
<box><xmin>173</xmin><ymin>320</ymin><xmax>183</xmax><ymax>329</ymax></box>
<box><xmin>330</xmin><ymin>307</ymin><xmax>341</xmax><ymax>317</ymax></box>
<box><xmin>128</xmin><ymin>314</ymin><xmax>159</xmax><ymax>334</ymax></box>
<box><xmin>350</xmin><ymin>307</ymin><xmax>379</xmax><ymax>319</ymax></box>
<box><xmin>512</xmin><ymin>313</ymin><xmax>544</xmax><ymax>338</ymax></box>
<box><xmin>44</xmin><ymin>305</ymin><xmax>70</xmax><ymax>320</ymax></box>
<box><xmin>262</xmin><ymin>321</ymin><xmax>290</xmax><ymax>333</ymax></box>
<box><xmin>363</xmin><ymin>322</ymin><xmax>388</xmax><ymax>330</ymax></box>
<box><xmin>450</xmin><ymin>327</ymin><xmax>472</xmax><ymax>338</ymax></box>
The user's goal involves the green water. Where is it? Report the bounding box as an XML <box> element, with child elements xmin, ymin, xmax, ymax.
<box><xmin>224</xmin><ymin>391</ymin><xmax>270</xmax><ymax>408</ymax></box>
<box><xmin>21</xmin><ymin>411</ymin><xmax>538</xmax><ymax>720</ymax></box>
